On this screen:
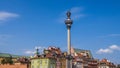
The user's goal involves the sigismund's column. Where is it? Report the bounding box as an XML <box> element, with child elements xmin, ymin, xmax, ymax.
<box><xmin>65</xmin><ymin>11</ymin><xmax>73</xmax><ymax>68</ymax></box>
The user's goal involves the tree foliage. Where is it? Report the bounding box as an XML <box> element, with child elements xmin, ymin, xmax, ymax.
<box><xmin>1</xmin><ymin>59</ymin><xmax>6</xmax><ymax>64</ymax></box>
<box><xmin>1</xmin><ymin>58</ymin><xmax>13</xmax><ymax>64</ymax></box>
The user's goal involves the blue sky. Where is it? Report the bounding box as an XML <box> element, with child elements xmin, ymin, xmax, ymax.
<box><xmin>0</xmin><ymin>0</ymin><xmax>120</xmax><ymax>64</ymax></box>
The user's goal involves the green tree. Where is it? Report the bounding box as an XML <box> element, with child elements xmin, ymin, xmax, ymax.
<box><xmin>1</xmin><ymin>58</ymin><xmax>13</xmax><ymax>64</ymax></box>
<box><xmin>1</xmin><ymin>58</ymin><xmax>6</xmax><ymax>64</ymax></box>
<box><xmin>6</xmin><ymin>58</ymin><xmax>13</xmax><ymax>64</ymax></box>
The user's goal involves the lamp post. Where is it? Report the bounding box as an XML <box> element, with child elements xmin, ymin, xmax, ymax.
<box><xmin>65</xmin><ymin>11</ymin><xmax>73</xmax><ymax>68</ymax></box>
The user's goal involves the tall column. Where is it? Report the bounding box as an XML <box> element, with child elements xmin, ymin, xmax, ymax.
<box><xmin>68</xmin><ymin>26</ymin><xmax>73</xmax><ymax>68</ymax></box>
<box><xmin>67</xmin><ymin>26</ymin><xmax>71</xmax><ymax>55</ymax></box>
<box><xmin>66</xmin><ymin>26</ymin><xmax>71</xmax><ymax>68</ymax></box>
<box><xmin>65</xmin><ymin>11</ymin><xmax>73</xmax><ymax>68</ymax></box>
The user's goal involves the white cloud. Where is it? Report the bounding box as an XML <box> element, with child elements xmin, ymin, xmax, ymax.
<box><xmin>72</xmin><ymin>14</ymin><xmax>85</xmax><ymax>20</ymax></box>
<box><xmin>100</xmin><ymin>34</ymin><xmax>120</xmax><ymax>38</ymax></box>
<box><xmin>57</xmin><ymin>6</ymin><xmax>85</xmax><ymax>23</ymax></box>
<box><xmin>70</xmin><ymin>7</ymin><xmax>85</xmax><ymax>20</ymax></box>
<box><xmin>108</xmin><ymin>34</ymin><xmax>120</xmax><ymax>37</ymax></box>
<box><xmin>24</xmin><ymin>46</ymin><xmax>46</xmax><ymax>55</ymax></box>
<box><xmin>71</xmin><ymin>7</ymin><xmax>83</xmax><ymax>14</ymax></box>
<box><xmin>0</xmin><ymin>11</ymin><xmax>19</xmax><ymax>21</ymax></box>
<box><xmin>35</xmin><ymin>46</ymin><xmax>46</xmax><ymax>50</ymax></box>
<box><xmin>24</xmin><ymin>50</ymin><xmax>35</xmax><ymax>54</ymax></box>
<box><xmin>96</xmin><ymin>48</ymin><xmax>113</xmax><ymax>54</ymax></box>
<box><xmin>109</xmin><ymin>45</ymin><xmax>120</xmax><ymax>50</ymax></box>
<box><xmin>96</xmin><ymin>45</ymin><xmax>120</xmax><ymax>54</ymax></box>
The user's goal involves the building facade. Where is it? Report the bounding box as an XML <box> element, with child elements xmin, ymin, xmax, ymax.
<box><xmin>30</xmin><ymin>46</ymin><xmax>117</xmax><ymax>68</ymax></box>
<box><xmin>31</xmin><ymin>58</ymin><xmax>56</xmax><ymax>68</ymax></box>
<box><xmin>98</xmin><ymin>59</ymin><xmax>116</xmax><ymax>68</ymax></box>
<box><xmin>71</xmin><ymin>47</ymin><xmax>98</xmax><ymax>68</ymax></box>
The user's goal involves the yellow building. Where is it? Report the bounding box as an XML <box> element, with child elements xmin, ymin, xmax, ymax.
<box><xmin>31</xmin><ymin>57</ymin><xmax>56</xmax><ymax>68</ymax></box>
<box><xmin>60</xmin><ymin>58</ymin><xmax>66</xmax><ymax>68</ymax></box>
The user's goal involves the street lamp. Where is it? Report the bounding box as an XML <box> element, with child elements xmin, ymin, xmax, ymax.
<box><xmin>65</xmin><ymin>11</ymin><xmax>73</xmax><ymax>68</ymax></box>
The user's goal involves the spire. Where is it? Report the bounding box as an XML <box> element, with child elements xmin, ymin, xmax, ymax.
<box><xmin>35</xmin><ymin>47</ymin><xmax>39</xmax><ymax>56</ymax></box>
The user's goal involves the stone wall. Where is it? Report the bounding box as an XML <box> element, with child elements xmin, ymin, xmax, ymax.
<box><xmin>0</xmin><ymin>64</ymin><xmax>27</xmax><ymax>68</ymax></box>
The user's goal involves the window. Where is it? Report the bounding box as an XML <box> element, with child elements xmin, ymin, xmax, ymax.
<box><xmin>37</xmin><ymin>66</ymin><xmax>39</xmax><ymax>68</ymax></box>
<box><xmin>37</xmin><ymin>61</ymin><xmax>40</xmax><ymax>63</ymax></box>
<box><xmin>32</xmin><ymin>61</ymin><xmax>34</xmax><ymax>64</ymax></box>
<box><xmin>50</xmin><ymin>65</ymin><xmax>53</xmax><ymax>68</ymax></box>
<box><xmin>44</xmin><ymin>66</ymin><xmax>47</xmax><ymax>68</ymax></box>
<box><xmin>45</xmin><ymin>60</ymin><xmax>47</xmax><ymax>64</ymax></box>
<box><xmin>40</xmin><ymin>66</ymin><xmax>42</xmax><ymax>68</ymax></box>
<box><xmin>40</xmin><ymin>60</ymin><xmax>42</xmax><ymax>64</ymax></box>
<box><xmin>32</xmin><ymin>65</ymin><xmax>34</xmax><ymax>68</ymax></box>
